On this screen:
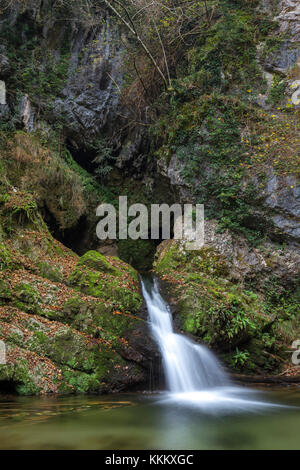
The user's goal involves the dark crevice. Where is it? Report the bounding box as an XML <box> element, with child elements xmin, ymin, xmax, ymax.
<box><xmin>66</xmin><ymin>139</ymin><xmax>98</xmax><ymax>173</ymax></box>
<box><xmin>0</xmin><ymin>380</ymin><xmax>19</xmax><ymax>394</ymax></box>
<box><xmin>43</xmin><ymin>207</ymin><xmax>92</xmax><ymax>256</ymax></box>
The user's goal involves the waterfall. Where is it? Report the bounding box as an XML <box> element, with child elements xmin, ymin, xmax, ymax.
<box><xmin>141</xmin><ymin>276</ymin><xmax>228</xmax><ymax>392</ymax></box>
<box><xmin>141</xmin><ymin>276</ymin><xmax>281</xmax><ymax>413</ymax></box>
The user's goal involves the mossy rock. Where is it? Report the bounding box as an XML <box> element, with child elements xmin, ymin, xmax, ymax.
<box><xmin>118</xmin><ymin>239</ymin><xmax>156</xmax><ymax>271</ymax></box>
<box><xmin>0</xmin><ymin>243</ymin><xmax>20</xmax><ymax>271</ymax></box>
<box><xmin>61</xmin><ymin>296</ymin><xmax>143</xmax><ymax>345</ymax></box>
<box><xmin>13</xmin><ymin>282</ymin><xmax>42</xmax><ymax>314</ymax></box>
<box><xmin>77</xmin><ymin>250</ymin><xmax>117</xmax><ymax>274</ymax></box>
<box><xmin>68</xmin><ymin>264</ymin><xmax>142</xmax><ymax>312</ymax></box>
<box><xmin>37</xmin><ymin>261</ymin><xmax>64</xmax><ymax>283</ymax></box>
<box><xmin>153</xmin><ymin>240</ymin><xmax>286</xmax><ymax>374</ymax></box>
<box><xmin>0</xmin><ymin>279</ymin><xmax>12</xmax><ymax>303</ymax></box>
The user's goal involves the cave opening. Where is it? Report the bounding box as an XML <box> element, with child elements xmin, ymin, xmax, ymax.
<box><xmin>66</xmin><ymin>139</ymin><xmax>98</xmax><ymax>174</ymax></box>
<box><xmin>43</xmin><ymin>207</ymin><xmax>92</xmax><ymax>256</ymax></box>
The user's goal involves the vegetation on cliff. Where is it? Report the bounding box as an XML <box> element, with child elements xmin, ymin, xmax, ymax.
<box><xmin>154</xmin><ymin>231</ymin><xmax>300</xmax><ymax>374</ymax></box>
<box><xmin>0</xmin><ymin>0</ymin><xmax>299</xmax><ymax>393</ymax></box>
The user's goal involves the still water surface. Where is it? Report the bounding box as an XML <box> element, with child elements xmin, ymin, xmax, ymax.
<box><xmin>0</xmin><ymin>388</ymin><xmax>300</xmax><ymax>449</ymax></box>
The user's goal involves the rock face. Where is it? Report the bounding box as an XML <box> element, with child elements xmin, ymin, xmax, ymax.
<box><xmin>260</xmin><ymin>169</ymin><xmax>300</xmax><ymax>241</ymax></box>
<box><xmin>51</xmin><ymin>18</ymin><xmax>123</xmax><ymax>143</ymax></box>
<box><xmin>0</xmin><ymin>81</ymin><xmax>6</xmax><ymax>105</ymax></box>
<box><xmin>0</xmin><ymin>1</ymin><xmax>123</xmax><ymax>145</ymax></box>
<box><xmin>263</xmin><ymin>0</ymin><xmax>300</xmax><ymax>74</ymax></box>
<box><xmin>155</xmin><ymin>0</ymin><xmax>300</xmax><ymax>245</ymax></box>
<box><xmin>200</xmin><ymin>220</ymin><xmax>300</xmax><ymax>285</ymax></box>
<box><xmin>275</xmin><ymin>1</ymin><xmax>300</xmax><ymax>43</ymax></box>
<box><xmin>1</xmin><ymin>0</ymin><xmax>300</xmax><ymax>390</ymax></box>
<box><xmin>0</xmin><ymin>50</ymin><xmax>10</xmax><ymax>78</ymax></box>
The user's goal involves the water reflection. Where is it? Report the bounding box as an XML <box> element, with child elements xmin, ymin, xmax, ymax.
<box><xmin>0</xmin><ymin>391</ymin><xmax>299</xmax><ymax>449</ymax></box>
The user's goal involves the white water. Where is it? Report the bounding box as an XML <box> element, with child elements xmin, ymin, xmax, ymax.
<box><xmin>141</xmin><ymin>276</ymin><xmax>228</xmax><ymax>392</ymax></box>
<box><xmin>141</xmin><ymin>276</ymin><xmax>283</xmax><ymax>413</ymax></box>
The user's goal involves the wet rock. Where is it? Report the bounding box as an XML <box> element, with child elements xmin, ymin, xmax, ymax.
<box><xmin>201</xmin><ymin>220</ymin><xmax>300</xmax><ymax>285</ymax></box>
<box><xmin>97</xmin><ymin>240</ymin><xmax>119</xmax><ymax>257</ymax></box>
<box><xmin>264</xmin><ymin>40</ymin><xmax>300</xmax><ymax>74</ymax></box>
<box><xmin>153</xmin><ymin>225</ymin><xmax>300</xmax><ymax>374</ymax></box>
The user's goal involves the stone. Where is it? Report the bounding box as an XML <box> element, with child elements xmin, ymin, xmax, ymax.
<box><xmin>264</xmin><ymin>40</ymin><xmax>300</xmax><ymax>74</ymax></box>
<box><xmin>19</xmin><ymin>95</ymin><xmax>35</xmax><ymax>132</ymax></box>
<box><xmin>274</xmin><ymin>1</ymin><xmax>300</xmax><ymax>43</ymax></box>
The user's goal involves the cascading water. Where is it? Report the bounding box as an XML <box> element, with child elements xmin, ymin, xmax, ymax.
<box><xmin>141</xmin><ymin>275</ymin><xmax>281</xmax><ymax>413</ymax></box>
<box><xmin>141</xmin><ymin>276</ymin><xmax>228</xmax><ymax>392</ymax></box>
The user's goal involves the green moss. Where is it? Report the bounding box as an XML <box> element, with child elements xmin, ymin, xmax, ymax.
<box><xmin>118</xmin><ymin>239</ymin><xmax>156</xmax><ymax>271</ymax></box>
<box><xmin>155</xmin><ymin>244</ymin><xmax>229</xmax><ymax>278</ymax></box>
<box><xmin>176</xmin><ymin>274</ymin><xmax>259</xmax><ymax>351</ymax></box>
<box><xmin>37</xmin><ymin>261</ymin><xmax>63</xmax><ymax>283</ymax></box>
<box><xmin>0</xmin><ymin>243</ymin><xmax>19</xmax><ymax>271</ymax></box>
<box><xmin>14</xmin><ymin>359</ymin><xmax>39</xmax><ymax>396</ymax></box>
<box><xmin>68</xmin><ymin>253</ymin><xmax>142</xmax><ymax>314</ymax></box>
<box><xmin>7</xmin><ymin>328</ymin><xmax>24</xmax><ymax>347</ymax></box>
<box><xmin>267</xmin><ymin>76</ymin><xmax>286</xmax><ymax>106</ymax></box>
<box><xmin>61</xmin><ymin>367</ymin><xmax>102</xmax><ymax>394</ymax></box>
<box><xmin>154</xmin><ymin>240</ymin><xmax>285</xmax><ymax>374</ymax></box>
<box><xmin>61</xmin><ymin>296</ymin><xmax>143</xmax><ymax>346</ymax></box>
<box><xmin>13</xmin><ymin>282</ymin><xmax>42</xmax><ymax>314</ymax></box>
<box><xmin>0</xmin><ymin>279</ymin><xmax>12</xmax><ymax>303</ymax></box>
<box><xmin>77</xmin><ymin>250</ymin><xmax>117</xmax><ymax>274</ymax></box>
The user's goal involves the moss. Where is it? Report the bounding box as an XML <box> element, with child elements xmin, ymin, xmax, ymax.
<box><xmin>13</xmin><ymin>282</ymin><xmax>42</xmax><ymax>314</ymax></box>
<box><xmin>267</xmin><ymin>76</ymin><xmax>286</xmax><ymax>106</ymax></box>
<box><xmin>154</xmin><ymin>240</ymin><xmax>285</xmax><ymax>374</ymax></box>
<box><xmin>176</xmin><ymin>274</ymin><xmax>259</xmax><ymax>351</ymax></box>
<box><xmin>26</xmin><ymin>331</ymin><xmax>49</xmax><ymax>355</ymax></box>
<box><xmin>155</xmin><ymin>244</ymin><xmax>229</xmax><ymax>278</ymax></box>
<box><xmin>0</xmin><ymin>363</ymin><xmax>15</xmax><ymax>382</ymax></box>
<box><xmin>0</xmin><ymin>243</ymin><xmax>19</xmax><ymax>271</ymax></box>
<box><xmin>68</xmin><ymin>254</ymin><xmax>143</xmax><ymax>314</ymax></box>
<box><xmin>77</xmin><ymin>250</ymin><xmax>117</xmax><ymax>274</ymax></box>
<box><xmin>61</xmin><ymin>367</ymin><xmax>102</xmax><ymax>394</ymax></box>
<box><xmin>7</xmin><ymin>328</ymin><xmax>24</xmax><ymax>347</ymax></box>
<box><xmin>1</xmin><ymin>190</ymin><xmax>40</xmax><ymax>232</ymax></box>
<box><xmin>118</xmin><ymin>239</ymin><xmax>156</xmax><ymax>271</ymax></box>
<box><xmin>62</xmin><ymin>296</ymin><xmax>142</xmax><ymax>345</ymax></box>
<box><xmin>37</xmin><ymin>261</ymin><xmax>64</xmax><ymax>283</ymax></box>
<box><xmin>14</xmin><ymin>359</ymin><xmax>40</xmax><ymax>396</ymax></box>
<box><xmin>0</xmin><ymin>279</ymin><xmax>12</xmax><ymax>303</ymax></box>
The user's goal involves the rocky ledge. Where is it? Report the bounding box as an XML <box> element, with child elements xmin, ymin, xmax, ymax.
<box><xmin>0</xmin><ymin>220</ymin><xmax>157</xmax><ymax>395</ymax></box>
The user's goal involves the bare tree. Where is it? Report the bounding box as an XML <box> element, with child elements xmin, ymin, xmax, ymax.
<box><xmin>102</xmin><ymin>0</ymin><xmax>171</xmax><ymax>89</ymax></box>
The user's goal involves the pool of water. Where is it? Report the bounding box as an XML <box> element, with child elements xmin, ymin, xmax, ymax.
<box><xmin>0</xmin><ymin>387</ymin><xmax>300</xmax><ymax>449</ymax></box>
